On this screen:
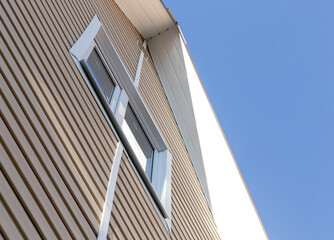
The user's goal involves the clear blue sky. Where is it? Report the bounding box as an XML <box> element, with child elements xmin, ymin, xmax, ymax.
<box><xmin>164</xmin><ymin>0</ymin><xmax>334</xmax><ymax>239</ymax></box>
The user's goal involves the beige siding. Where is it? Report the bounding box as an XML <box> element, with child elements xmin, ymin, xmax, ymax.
<box><xmin>1</xmin><ymin>0</ymin><xmax>122</xmax><ymax>238</ymax></box>
<box><xmin>107</xmin><ymin>154</ymin><xmax>170</xmax><ymax>240</ymax></box>
<box><xmin>1</xmin><ymin>0</ymin><xmax>220</xmax><ymax>239</ymax></box>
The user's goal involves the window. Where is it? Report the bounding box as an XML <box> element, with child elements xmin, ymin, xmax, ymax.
<box><xmin>70</xmin><ymin>15</ymin><xmax>172</xmax><ymax>230</ymax></box>
<box><xmin>85</xmin><ymin>48</ymin><xmax>115</xmax><ymax>103</ymax></box>
<box><xmin>123</xmin><ymin>105</ymin><xmax>154</xmax><ymax>180</ymax></box>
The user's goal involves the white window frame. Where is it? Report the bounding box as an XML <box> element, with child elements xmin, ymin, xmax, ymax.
<box><xmin>70</xmin><ymin>18</ymin><xmax>128</xmax><ymax>125</ymax></box>
<box><xmin>70</xmin><ymin>15</ymin><xmax>172</xmax><ymax>232</ymax></box>
<box><xmin>122</xmin><ymin>105</ymin><xmax>154</xmax><ymax>180</ymax></box>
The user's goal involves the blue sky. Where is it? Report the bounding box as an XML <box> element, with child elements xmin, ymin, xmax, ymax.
<box><xmin>164</xmin><ymin>0</ymin><xmax>334</xmax><ymax>239</ymax></box>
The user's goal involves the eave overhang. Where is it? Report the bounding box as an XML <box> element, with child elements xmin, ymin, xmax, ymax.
<box><xmin>114</xmin><ymin>0</ymin><xmax>175</xmax><ymax>39</ymax></box>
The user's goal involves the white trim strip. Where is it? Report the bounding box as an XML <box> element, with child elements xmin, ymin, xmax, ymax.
<box><xmin>69</xmin><ymin>15</ymin><xmax>101</xmax><ymax>60</ymax></box>
<box><xmin>114</xmin><ymin>89</ymin><xmax>129</xmax><ymax>126</ymax></box>
<box><xmin>151</xmin><ymin>149</ymin><xmax>172</xmax><ymax>230</ymax></box>
<box><xmin>134</xmin><ymin>40</ymin><xmax>147</xmax><ymax>88</ymax></box>
<box><xmin>97</xmin><ymin>142</ymin><xmax>124</xmax><ymax>240</ymax></box>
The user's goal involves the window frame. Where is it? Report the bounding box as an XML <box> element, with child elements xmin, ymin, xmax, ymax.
<box><xmin>70</xmin><ymin>15</ymin><xmax>172</xmax><ymax>230</ymax></box>
<box><xmin>123</xmin><ymin>104</ymin><xmax>155</xmax><ymax>180</ymax></box>
<box><xmin>82</xmin><ymin>47</ymin><xmax>116</xmax><ymax>104</ymax></box>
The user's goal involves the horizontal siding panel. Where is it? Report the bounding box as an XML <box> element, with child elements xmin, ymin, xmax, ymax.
<box><xmin>109</xmin><ymin>154</ymin><xmax>170</xmax><ymax>240</ymax></box>
<box><xmin>0</xmin><ymin>169</ymin><xmax>41</xmax><ymax>240</ymax></box>
<box><xmin>7</xmin><ymin>0</ymin><xmax>109</xmax><ymax>194</ymax></box>
<box><xmin>1</xmin><ymin>0</ymin><xmax>122</xmax><ymax>238</ymax></box>
<box><xmin>2</xmin><ymin>2</ymin><xmax>107</xmax><ymax>208</ymax></box>
<box><xmin>30</xmin><ymin>0</ymin><xmax>118</xmax><ymax>154</ymax></box>
<box><xmin>1</xmin><ymin>81</ymin><xmax>93</xmax><ymax>239</ymax></box>
<box><xmin>0</xmin><ymin>201</ymin><xmax>23</xmax><ymax>240</ymax></box>
<box><xmin>113</xmin><ymin>186</ymin><xmax>151</xmax><ymax>239</ymax></box>
<box><xmin>1</xmin><ymin>51</ymin><xmax>103</xmax><ymax>234</ymax></box>
<box><xmin>1</xmin><ymin>116</ymin><xmax>65</xmax><ymax>239</ymax></box>
<box><xmin>1</xmin><ymin>23</ymin><xmax>104</xmax><ymax>221</ymax></box>
<box><xmin>123</xmin><ymin>158</ymin><xmax>170</xmax><ymax>238</ymax></box>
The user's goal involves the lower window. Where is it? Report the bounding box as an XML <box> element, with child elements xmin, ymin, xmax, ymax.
<box><xmin>123</xmin><ymin>105</ymin><xmax>154</xmax><ymax>181</ymax></box>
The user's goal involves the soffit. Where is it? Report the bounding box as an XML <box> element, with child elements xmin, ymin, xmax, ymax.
<box><xmin>114</xmin><ymin>0</ymin><xmax>175</xmax><ymax>39</ymax></box>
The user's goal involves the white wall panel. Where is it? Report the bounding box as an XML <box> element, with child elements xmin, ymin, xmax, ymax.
<box><xmin>148</xmin><ymin>26</ymin><xmax>211</xmax><ymax>207</ymax></box>
<box><xmin>148</xmin><ymin>25</ymin><xmax>268</xmax><ymax>240</ymax></box>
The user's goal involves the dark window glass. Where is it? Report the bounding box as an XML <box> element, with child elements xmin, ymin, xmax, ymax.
<box><xmin>125</xmin><ymin>106</ymin><xmax>154</xmax><ymax>179</ymax></box>
<box><xmin>87</xmin><ymin>48</ymin><xmax>115</xmax><ymax>101</ymax></box>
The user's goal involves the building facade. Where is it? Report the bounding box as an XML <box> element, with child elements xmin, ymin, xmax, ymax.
<box><xmin>1</xmin><ymin>0</ymin><xmax>268</xmax><ymax>239</ymax></box>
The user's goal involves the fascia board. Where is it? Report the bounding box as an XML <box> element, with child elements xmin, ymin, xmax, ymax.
<box><xmin>177</xmin><ymin>28</ymin><xmax>269</xmax><ymax>239</ymax></box>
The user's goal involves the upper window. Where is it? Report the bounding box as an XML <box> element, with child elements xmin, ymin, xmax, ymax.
<box><xmin>70</xmin><ymin>15</ymin><xmax>172</xmax><ymax>229</ymax></box>
<box><xmin>86</xmin><ymin>48</ymin><xmax>115</xmax><ymax>103</ymax></box>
